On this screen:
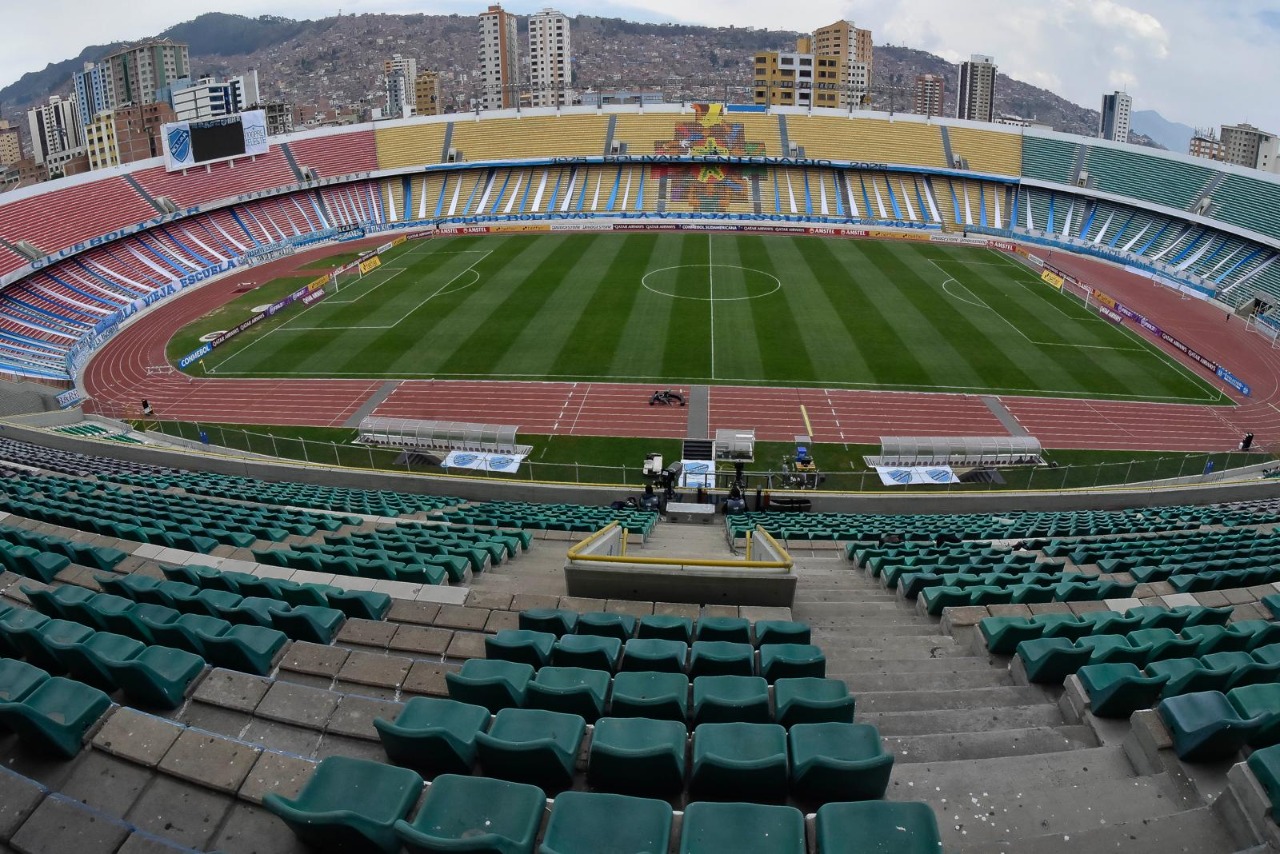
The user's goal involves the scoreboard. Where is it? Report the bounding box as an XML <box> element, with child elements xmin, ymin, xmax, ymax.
<box><xmin>162</xmin><ymin>110</ymin><xmax>269</xmax><ymax>172</ymax></box>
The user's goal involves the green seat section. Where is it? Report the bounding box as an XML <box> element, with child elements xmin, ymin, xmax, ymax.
<box><xmin>1016</xmin><ymin>638</ymin><xmax>1092</xmax><ymax>684</ymax></box>
<box><xmin>788</xmin><ymin>722</ymin><xmax>893</xmax><ymax>803</ymax></box>
<box><xmin>475</xmin><ymin>708</ymin><xmax>586</xmax><ymax>793</ymax></box>
<box><xmin>1126</xmin><ymin>606</ymin><xmax>1190</xmax><ymax>632</ymax></box>
<box><xmin>23</xmin><ymin>584</ymin><xmax>96</xmax><ymax>622</ymax></box>
<box><xmin>621</xmin><ymin>639</ymin><xmax>688</xmax><ymax>674</ymax></box>
<box><xmin>637</xmin><ymin>615</ymin><xmax>693</xmax><ymax>643</ymax></box>
<box><xmin>0</xmin><ymin>609</ymin><xmax>51</xmax><ymax>660</ymax></box>
<box><xmin>0</xmin><ymin>676</ymin><xmax>112</xmax><ymax>758</ymax></box>
<box><xmin>693</xmin><ymin>675</ymin><xmax>770</xmax><ymax>726</ymax></box>
<box><xmin>97</xmin><ymin>573</ymin><xmax>167</xmax><ymax>606</ymax></box>
<box><xmin>1076</xmin><ymin>635</ymin><xmax>1149</xmax><ymax>667</ymax></box>
<box><xmin>773</xmin><ymin>677</ymin><xmax>855</xmax><ymax>728</ymax></box>
<box><xmin>374</xmin><ymin>696</ymin><xmax>491</xmax><ymax>776</ymax></box>
<box><xmin>0</xmin><ymin>658</ymin><xmax>48</xmax><ymax>704</ymax></box>
<box><xmin>1248</xmin><ymin>743</ymin><xmax>1280</xmax><ymax>825</ymax></box>
<box><xmin>542</xmin><ymin>790</ymin><xmax>672</xmax><ymax>854</ymax></box>
<box><xmin>1079</xmin><ymin>663</ymin><xmax>1169</xmax><ymax>718</ymax></box>
<box><xmin>587</xmin><ymin>716</ymin><xmax>687</xmax><ymax>796</ymax></box>
<box><xmin>1254</xmin><ymin>643</ymin><xmax>1280</xmax><ymax>667</ymax></box>
<box><xmin>1201</xmin><ymin>651</ymin><xmax>1280</xmax><ymax>691</ymax></box>
<box><xmin>1128</xmin><ymin>629</ymin><xmax>1200</xmax><ymax>662</ymax></box>
<box><xmin>575</xmin><ymin>612</ymin><xmax>636</xmax><ymax>643</ymax></box>
<box><xmin>191</xmin><ymin>588</ymin><xmax>244</xmax><ymax>620</ymax></box>
<box><xmin>814</xmin><ymin>801</ymin><xmax>944</xmax><ymax>854</ymax></box>
<box><xmin>519</xmin><ymin>609</ymin><xmax>578</xmax><ymax>636</ymax></box>
<box><xmin>446</xmin><ymin>659</ymin><xmax>534</xmax><ymax>713</ymax></box>
<box><xmin>194</xmin><ymin>623</ymin><xmax>287</xmax><ymax>676</ymax></box>
<box><xmin>486</xmin><ymin>630</ymin><xmax>557</xmax><ymax>669</ymax></box>
<box><xmin>264</xmin><ymin>755</ymin><xmax>424</xmax><ymax>853</ymax></box>
<box><xmin>695</xmin><ymin>617</ymin><xmax>752</xmax><ymax>645</ymax></box>
<box><xmin>327</xmin><ymin>589</ymin><xmax>392</xmax><ymax>621</ymax></box>
<box><xmin>1035</xmin><ymin>614</ymin><xmax>1094</xmax><ymax>642</ymax></box>
<box><xmin>525</xmin><ymin>666</ymin><xmax>610</xmax><ymax>722</ymax></box>
<box><xmin>1228</xmin><ymin>683</ymin><xmax>1280</xmax><ymax>748</ymax></box>
<box><xmin>19</xmin><ymin>619</ymin><xmax>94</xmax><ymax>674</ymax></box>
<box><xmin>53</xmin><ymin>631</ymin><xmax>144</xmax><ymax>691</ymax></box>
<box><xmin>758</xmin><ymin>644</ymin><xmax>825</xmax><ymax>682</ymax></box>
<box><xmin>111</xmin><ymin>646</ymin><xmax>206</xmax><ymax>710</ymax></box>
<box><xmin>1157</xmin><ymin>690</ymin><xmax>1265</xmax><ymax>762</ymax></box>
<box><xmin>690</xmin><ymin>722</ymin><xmax>789</xmax><ymax>802</ymax></box>
<box><xmin>608</xmin><ymin>671</ymin><xmax>689</xmax><ymax>722</ymax></box>
<box><xmin>1148</xmin><ymin>658</ymin><xmax>1235</xmax><ymax>698</ymax></box>
<box><xmin>223</xmin><ymin>596</ymin><xmax>287</xmax><ymax>627</ymax></box>
<box><xmin>78</xmin><ymin>594</ymin><xmax>137</xmax><ymax>633</ymax></box>
<box><xmin>394</xmin><ymin>773</ymin><xmax>545</xmax><ymax>854</ymax></box>
<box><xmin>270</xmin><ymin>605</ymin><xmax>345</xmax><ymax>645</ymax></box>
<box><xmin>753</xmin><ymin>621</ymin><xmax>810</xmax><ymax>647</ymax></box>
<box><xmin>552</xmin><ymin>634</ymin><xmax>622</xmax><ymax>673</ymax></box>
<box><xmin>679</xmin><ymin>801</ymin><xmax>804</xmax><ymax>854</ymax></box>
<box><xmin>142</xmin><ymin>611</ymin><xmax>224</xmax><ymax>653</ymax></box>
<box><xmin>689</xmin><ymin>641</ymin><xmax>755</xmax><ymax>679</ymax></box>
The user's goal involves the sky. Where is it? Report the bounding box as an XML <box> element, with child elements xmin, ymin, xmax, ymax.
<box><xmin>4</xmin><ymin>0</ymin><xmax>1279</xmax><ymax>133</ymax></box>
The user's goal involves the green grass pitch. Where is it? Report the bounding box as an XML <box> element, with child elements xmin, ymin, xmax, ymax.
<box><xmin>171</xmin><ymin>233</ymin><xmax>1224</xmax><ymax>404</ymax></box>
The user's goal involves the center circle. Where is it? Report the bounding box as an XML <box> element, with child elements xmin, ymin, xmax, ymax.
<box><xmin>641</xmin><ymin>264</ymin><xmax>782</xmax><ymax>301</ymax></box>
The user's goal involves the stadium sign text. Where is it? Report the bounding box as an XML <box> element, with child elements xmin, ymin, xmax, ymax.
<box><xmin>28</xmin><ymin>209</ymin><xmax>203</xmax><ymax>270</ymax></box>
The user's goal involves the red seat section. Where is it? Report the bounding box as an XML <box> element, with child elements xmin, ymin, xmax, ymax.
<box><xmin>132</xmin><ymin>148</ymin><xmax>299</xmax><ymax>209</ymax></box>
<box><xmin>0</xmin><ymin>177</ymin><xmax>154</xmax><ymax>260</ymax></box>
<box><xmin>287</xmin><ymin>130</ymin><xmax>378</xmax><ymax>179</ymax></box>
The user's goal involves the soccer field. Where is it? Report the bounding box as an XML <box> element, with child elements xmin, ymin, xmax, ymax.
<box><xmin>181</xmin><ymin>233</ymin><xmax>1224</xmax><ymax>403</ymax></box>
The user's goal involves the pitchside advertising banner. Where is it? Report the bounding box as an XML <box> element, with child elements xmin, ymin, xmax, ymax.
<box><xmin>441</xmin><ymin>451</ymin><xmax>526</xmax><ymax>474</ymax></box>
<box><xmin>1040</xmin><ymin>269</ymin><xmax>1065</xmax><ymax>290</ymax></box>
<box><xmin>177</xmin><ymin>275</ymin><xmax>329</xmax><ymax>369</ymax></box>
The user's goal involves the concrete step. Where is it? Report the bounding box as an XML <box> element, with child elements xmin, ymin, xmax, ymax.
<box><xmin>956</xmin><ymin>805</ymin><xmax>1237</xmax><ymax>854</ymax></box>
<box><xmin>826</xmin><ymin>655</ymin><xmax>997</xmax><ymax>676</ymax></box>
<box><xmin>807</xmin><ymin>622</ymin><xmax>948</xmax><ymax>637</ymax></box>
<box><xmin>885</xmin><ymin>724</ymin><xmax>1097</xmax><ymax>764</ymax></box>
<box><xmin>858</xmin><ymin>685</ymin><xmax>1053</xmax><ymax>714</ymax></box>
<box><xmin>863</xmin><ymin>703</ymin><xmax>1065</xmax><ymax>737</ymax></box>
<box><xmin>819</xmin><ymin>643</ymin><xmax>983</xmax><ymax>660</ymax></box>
<box><xmin>837</xmin><ymin>668</ymin><xmax>1013</xmax><ymax>693</ymax></box>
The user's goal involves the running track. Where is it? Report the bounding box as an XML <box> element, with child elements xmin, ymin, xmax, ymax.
<box><xmin>82</xmin><ymin>238</ymin><xmax>1280</xmax><ymax>453</ymax></box>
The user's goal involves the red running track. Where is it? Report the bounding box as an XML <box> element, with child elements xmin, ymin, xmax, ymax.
<box><xmin>81</xmin><ymin>239</ymin><xmax>1280</xmax><ymax>453</ymax></box>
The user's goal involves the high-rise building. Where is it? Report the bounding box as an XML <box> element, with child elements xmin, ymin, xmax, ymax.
<box><xmin>73</xmin><ymin>61</ymin><xmax>115</xmax><ymax>132</ymax></box>
<box><xmin>1188</xmin><ymin>129</ymin><xmax>1225</xmax><ymax>162</ymax></box>
<box><xmin>384</xmin><ymin>55</ymin><xmax>418</xmax><ymax>117</ymax></box>
<box><xmin>1221</xmin><ymin>123</ymin><xmax>1280</xmax><ymax>173</ymax></box>
<box><xmin>26</xmin><ymin>95</ymin><xmax>83</xmax><ymax>166</ymax></box>
<box><xmin>262</xmin><ymin>103</ymin><xmax>295</xmax><ymax>136</ymax></box>
<box><xmin>103</xmin><ymin>41</ymin><xmax>190</xmax><ymax>107</ymax></box>
<box><xmin>528</xmin><ymin>8</ymin><xmax>572</xmax><ymax>108</ymax></box>
<box><xmin>812</xmin><ymin>20</ymin><xmax>873</xmax><ymax>107</ymax></box>
<box><xmin>169</xmin><ymin>73</ymin><xmax>260</xmax><ymax>122</ymax></box>
<box><xmin>957</xmin><ymin>54</ymin><xmax>997</xmax><ymax>123</ymax></box>
<box><xmin>85</xmin><ymin>101</ymin><xmax>177</xmax><ymax>170</ymax></box>
<box><xmin>1099</xmin><ymin>91</ymin><xmax>1132</xmax><ymax>143</ymax></box>
<box><xmin>415</xmin><ymin>71</ymin><xmax>443</xmax><ymax>116</ymax></box>
<box><xmin>914</xmin><ymin>74</ymin><xmax>945</xmax><ymax>117</ymax></box>
<box><xmin>478</xmin><ymin>5</ymin><xmax>519</xmax><ymax>111</ymax></box>
<box><xmin>0</xmin><ymin>119</ymin><xmax>20</xmax><ymax>166</ymax></box>
<box><xmin>752</xmin><ymin>37</ymin><xmax>816</xmax><ymax>108</ymax></box>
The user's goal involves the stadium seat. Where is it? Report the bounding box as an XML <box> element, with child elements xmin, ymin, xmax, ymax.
<box><xmin>525</xmin><ymin>666</ymin><xmax>610</xmax><ymax>721</ymax></box>
<box><xmin>542</xmin><ymin>790</ymin><xmax>672</xmax><ymax>854</ymax></box>
<box><xmin>679</xmin><ymin>801</ymin><xmax>805</xmax><ymax>854</ymax></box>
<box><xmin>1247</xmin><ymin>744</ymin><xmax>1280</xmax><ymax>824</ymax></box>
<box><xmin>194</xmin><ymin>623</ymin><xmax>286</xmax><ymax>675</ymax></box>
<box><xmin>1129</xmin><ymin>629</ymin><xmax>1200</xmax><ymax>662</ymax></box>
<box><xmin>692</xmin><ymin>675</ymin><xmax>771</xmax><ymax>725</ymax></box>
<box><xmin>773</xmin><ymin>677</ymin><xmax>855</xmax><ymax>728</ymax></box>
<box><xmin>587</xmin><ymin>716</ymin><xmax>687</xmax><ymax>796</ymax></box>
<box><xmin>608</xmin><ymin>670</ymin><xmax>689</xmax><ymax>722</ymax></box>
<box><xmin>264</xmin><ymin>755</ymin><xmax>424</xmax><ymax>853</ymax></box>
<box><xmin>695</xmin><ymin>616</ymin><xmax>752</xmax><ymax>644</ymax></box>
<box><xmin>519</xmin><ymin>608</ymin><xmax>578</xmax><ymax>636</ymax></box>
<box><xmin>18</xmin><ymin>619</ymin><xmax>94</xmax><ymax>673</ymax></box>
<box><xmin>475</xmin><ymin>708</ymin><xmax>586</xmax><ymax>792</ymax></box>
<box><xmin>753</xmin><ymin>620</ymin><xmax>811</xmax><ymax>647</ymax></box>
<box><xmin>446</xmin><ymin>659</ymin><xmax>535</xmax><ymax>713</ymax></box>
<box><xmin>1078</xmin><ymin>664</ymin><xmax>1169</xmax><ymax>718</ymax></box>
<box><xmin>690</xmin><ymin>722</ymin><xmax>789</xmax><ymax>802</ymax></box>
<box><xmin>758</xmin><ymin>644</ymin><xmax>826</xmax><ymax>682</ymax></box>
<box><xmin>637</xmin><ymin>614</ymin><xmax>693</xmax><ymax>643</ymax></box>
<box><xmin>1016</xmin><ymin>638</ymin><xmax>1092</xmax><ymax>684</ymax></box>
<box><xmin>814</xmin><ymin>801</ymin><xmax>944</xmax><ymax>854</ymax></box>
<box><xmin>52</xmin><ymin>631</ymin><xmax>144</xmax><ymax>691</ymax></box>
<box><xmin>552</xmin><ymin>634</ymin><xmax>622</xmax><ymax>672</ymax></box>
<box><xmin>486</xmin><ymin>629</ymin><xmax>557</xmax><ymax>669</ymax></box>
<box><xmin>689</xmin><ymin>641</ymin><xmax>756</xmax><ymax>678</ymax></box>
<box><xmin>394</xmin><ymin>773</ymin><xmax>545</xmax><ymax>854</ymax></box>
<box><xmin>0</xmin><ymin>676</ymin><xmax>112</xmax><ymax>758</ymax></box>
<box><xmin>373</xmin><ymin>696</ymin><xmax>490</xmax><ymax>776</ymax></box>
<box><xmin>1157</xmin><ymin>691</ymin><xmax>1266</xmax><ymax>762</ymax></box>
<box><xmin>575</xmin><ymin>611</ymin><xmax>636</xmax><ymax>642</ymax></box>
<box><xmin>1146</xmin><ymin>658</ymin><xmax>1235</xmax><ymax>698</ymax></box>
<box><xmin>110</xmin><ymin>646</ymin><xmax>205</xmax><ymax>709</ymax></box>
<box><xmin>788</xmin><ymin>722</ymin><xmax>893</xmax><ymax>803</ymax></box>
<box><xmin>1227</xmin><ymin>684</ymin><xmax>1280</xmax><ymax>747</ymax></box>
<box><xmin>1076</xmin><ymin>635</ymin><xmax>1150</xmax><ymax>667</ymax></box>
<box><xmin>0</xmin><ymin>658</ymin><xmax>48</xmax><ymax>704</ymax></box>
<box><xmin>621</xmin><ymin>639</ymin><xmax>688</xmax><ymax>673</ymax></box>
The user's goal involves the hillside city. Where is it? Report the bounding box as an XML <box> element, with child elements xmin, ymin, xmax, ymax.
<box><xmin>0</xmin><ymin>5</ymin><xmax>1274</xmax><ymax>191</ymax></box>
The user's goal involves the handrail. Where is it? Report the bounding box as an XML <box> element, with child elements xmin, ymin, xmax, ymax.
<box><xmin>567</xmin><ymin>522</ymin><xmax>793</xmax><ymax>571</ymax></box>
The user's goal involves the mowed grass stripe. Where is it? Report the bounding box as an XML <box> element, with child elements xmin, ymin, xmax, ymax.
<box><xmin>659</xmin><ymin>236</ymin><xmax>711</xmax><ymax>380</ymax></box>
<box><xmin>606</xmin><ymin>235</ymin><xmax>686</xmax><ymax>381</ymax></box>
<box><xmin>710</xmin><ymin>236</ymin><xmax>770</xmax><ymax>383</ymax></box>
<box><xmin>734</xmin><ymin>235</ymin><xmax>817</xmax><ymax>384</ymax></box>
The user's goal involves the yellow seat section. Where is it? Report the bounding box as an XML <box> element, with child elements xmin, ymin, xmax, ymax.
<box><xmin>450</xmin><ymin>114</ymin><xmax>608</xmax><ymax>160</ymax></box>
<box><xmin>786</xmin><ymin>116</ymin><xmax>947</xmax><ymax>168</ymax></box>
<box><xmin>376</xmin><ymin>122</ymin><xmax>448</xmax><ymax>170</ymax></box>
<box><xmin>947</xmin><ymin>126</ymin><xmax>1022</xmax><ymax>177</ymax></box>
<box><xmin>612</xmin><ymin>106</ymin><xmax>779</xmax><ymax>158</ymax></box>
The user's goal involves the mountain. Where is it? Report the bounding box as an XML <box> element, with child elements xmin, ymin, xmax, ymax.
<box><xmin>1130</xmin><ymin>110</ymin><xmax>1196</xmax><ymax>155</ymax></box>
<box><xmin>3</xmin><ymin>12</ymin><xmax>1102</xmax><ymax>139</ymax></box>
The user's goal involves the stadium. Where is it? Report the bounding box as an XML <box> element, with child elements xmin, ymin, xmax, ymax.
<box><xmin>1</xmin><ymin>101</ymin><xmax>1280</xmax><ymax>852</ymax></box>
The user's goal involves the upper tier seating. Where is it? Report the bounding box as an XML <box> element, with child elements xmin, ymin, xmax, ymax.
<box><xmin>1082</xmin><ymin>145</ymin><xmax>1216</xmax><ymax>211</ymax></box>
<box><xmin>374</xmin><ymin>122</ymin><xmax>449</xmax><ymax>170</ymax></box>
<box><xmin>0</xmin><ymin>178</ymin><xmax>154</xmax><ymax>259</ymax></box>
<box><xmin>1211</xmin><ymin>172</ymin><xmax>1280</xmax><ymax>242</ymax></box>
<box><xmin>132</xmin><ymin>149</ymin><xmax>299</xmax><ymax>209</ymax></box>
<box><xmin>450</xmin><ymin>114</ymin><xmax>610</xmax><ymax>160</ymax></box>
<box><xmin>947</xmin><ymin>125</ymin><xmax>1022</xmax><ymax>175</ymax></box>
<box><xmin>1021</xmin><ymin>135</ymin><xmax>1078</xmax><ymax>184</ymax></box>
<box><xmin>285</xmin><ymin>129</ymin><xmax>378</xmax><ymax>179</ymax></box>
<box><xmin>785</xmin><ymin>116</ymin><xmax>947</xmax><ymax>169</ymax></box>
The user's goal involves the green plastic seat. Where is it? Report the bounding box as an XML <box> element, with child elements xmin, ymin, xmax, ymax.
<box><xmin>0</xmin><ymin>608</ymin><xmax>50</xmax><ymax>659</ymax></box>
<box><xmin>54</xmin><ymin>631</ymin><xmax>144</xmax><ymax>691</ymax></box>
<box><xmin>814</xmin><ymin>801</ymin><xmax>943</xmax><ymax>854</ymax></box>
<box><xmin>23</xmin><ymin>584</ymin><xmax>96</xmax><ymax>622</ymax></box>
<box><xmin>575</xmin><ymin>612</ymin><xmax>636</xmax><ymax>643</ymax></box>
<box><xmin>1228</xmin><ymin>684</ymin><xmax>1280</xmax><ymax>747</ymax></box>
<box><xmin>636</xmin><ymin>615</ymin><xmax>693</xmax><ymax>643</ymax></box>
<box><xmin>621</xmin><ymin>639</ymin><xmax>688</xmax><ymax>674</ymax></box>
<box><xmin>753</xmin><ymin>620</ymin><xmax>810</xmax><ymax>647</ymax></box>
<box><xmin>327</xmin><ymin>589</ymin><xmax>392</xmax><ymax>620</ymax></box>
<box><xmin>1126</xmin><ymin>606</ymin><xmax>1190</xmax><ymax>631</ymax></box>
<box><xmin>788</xmin><ymin>722</ymin><xmax>893</xmax><ymax>803</ymax></box>
<box><xmin>773</xmin><ymin>677</ymin><xmax>855</xmax><ymax>728</ymax></box>
<box><xmin>1078</xmin><ymin>663</ymin><xmax>1169</xmax><ymax>718</ymax></box>
<box><xmin>110</xmin><ymin>646</ymin><xmax>206</xmax><ymax>710</ymax></box>
<box><xmin>264</xmin><ymin>755</ymin><xmax>424</xmax><ymax>853</ymax></box>
<box><xmin>194</xmin><ymin>623</ymin><xmax>286</xmax><ymax>675</ymax></box>
<box><xmin>525</xmin><ymin>666</ymin><xmax>610</xmax><ymax>722</ymax></box>
<box><xmin>77</xmin><ymin>594</ymin><xmax>137</xmax><ymax>633</ymax></box>
<box><xmin>519</xmin><ymin>609</ymin><xmax>578</xmax><ymax>636</ymax></box>
<box><xmin>542</xmin><ymin>790</ymin><xmax>671</xmax><ymax>854</ymax></box>
<box><xmin>1128</xmin><ymin>629</ymin><xmax>1200</xmax><ymax>662</ymax></box>
<box><xmin>587</xmin><ymin>716</ymin><xmax>687</xmax><ymax>796</ymax></box>
<box><xmin>608</xmin><ymin>671</ymin><xmax>689</xmax><ymax>722</ymax></box>
<box><xmin>689</xmin><ymin>641</ymin><xmax>755</xmax><ymax>679</ymax></box>
<box><xmin>695</xmin><ymin>617</ymin><xmax>752</xmax><ymax>645</ymax></box>
<box><xmin>0</xmin><ymin>676</ymin><xmax>112</xmax><ymax>758</ymax></box>
<box><xmin>19</xmin><ymin>619</ymin><xmax>94</xmax><ymax>674</ymax></box>
<box><xmin>1247</xmin><ymin>743</ymin><xmax>1280</xmax><ymax>824</ymax></box>
<box><xmin>552</xmin><ymin>634</ymin><xmax>622</xmax><ymax>673</ymax></box>
<box><xmin>690</xmin><ymin>722</ymin><xmax>789</xmax><ymax>802</ymax></box>
<box><xmin>190</xmin><ymin>588</ymin><xmax>243</xmax><ymax>619</ymax></box>
<box><xmin>1157</xmin><ymin>690</ymin><xmax>1265</xmax><ymax>762</ymax></box>
<box><xmin>1035</xmin><ymin>614</ymin><xmax>1094</xmax><ymax>642</ymax></box>
<box><xmin>96</xmin><ymin>573</ymin><xmax>167</xmax><ymax>606</ymax></box>
<box><xmin>1076</xmin><ymin>635</ymin><xmax>1151</xmax><ymax>667</ymax></box>
<box><xmin>0</xmin><ymin>658</ymin><xmax>48</xmax><ymax>704</ymax></box>
<box><xmin>394</xmin><ymin>773</ymin><xmax>545</xmax><ymax>854</ymax></box>
<box><xmin>692</xmin><ymin>675</ymin><xmax>770</xmax><ymax>726</ymax></box>
<box><xmin>374</xmin><ymin>696</ymin><xmax>491</xmax><ymax>776</ymax></box>
<box><xmin>1016</xmin><ymin>638</ymin><xmax>1092</xmax><ymax>684</ymax></box>
<box><xmin>1148</xmin><ymin>657</ymin><xmax>1236</xmax><ymax>698</ymax></box>
<box><xmin>271</xmin><ymin>605</ymin><xmax>345</xmax><ymax>645</ymax></box>
<box><xmin>679</xmin><ymin>801</ymin><xmax>804</xmax><ymax>854</ymax></box>
<box><xmin>487</xmin><ymin>630</ymin><xmax>557</xmax><ymax>669</ymax></box>
<box><xmin>475</xmin><ymin>707</ymin><xmax>586</xmax><ymax>792</ymax></box>
<box><xmin>1202</xmin><ymin>651</ymin><xmax>1280</xmax><ymax>691</ymax></box>
<box><xmin>758</xmin><ymin>644</ymin><xmax>825</xmax><ymax>682</ymax></box>
<box><xmin>446</xmin><ymin>659</ymin><xmax>534</xmax><ymax>713</ymax></box>
<box><xmin>222</xmin><ymin>596</ymin><xmax>286</xmax><ymax>627</ymax></box>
